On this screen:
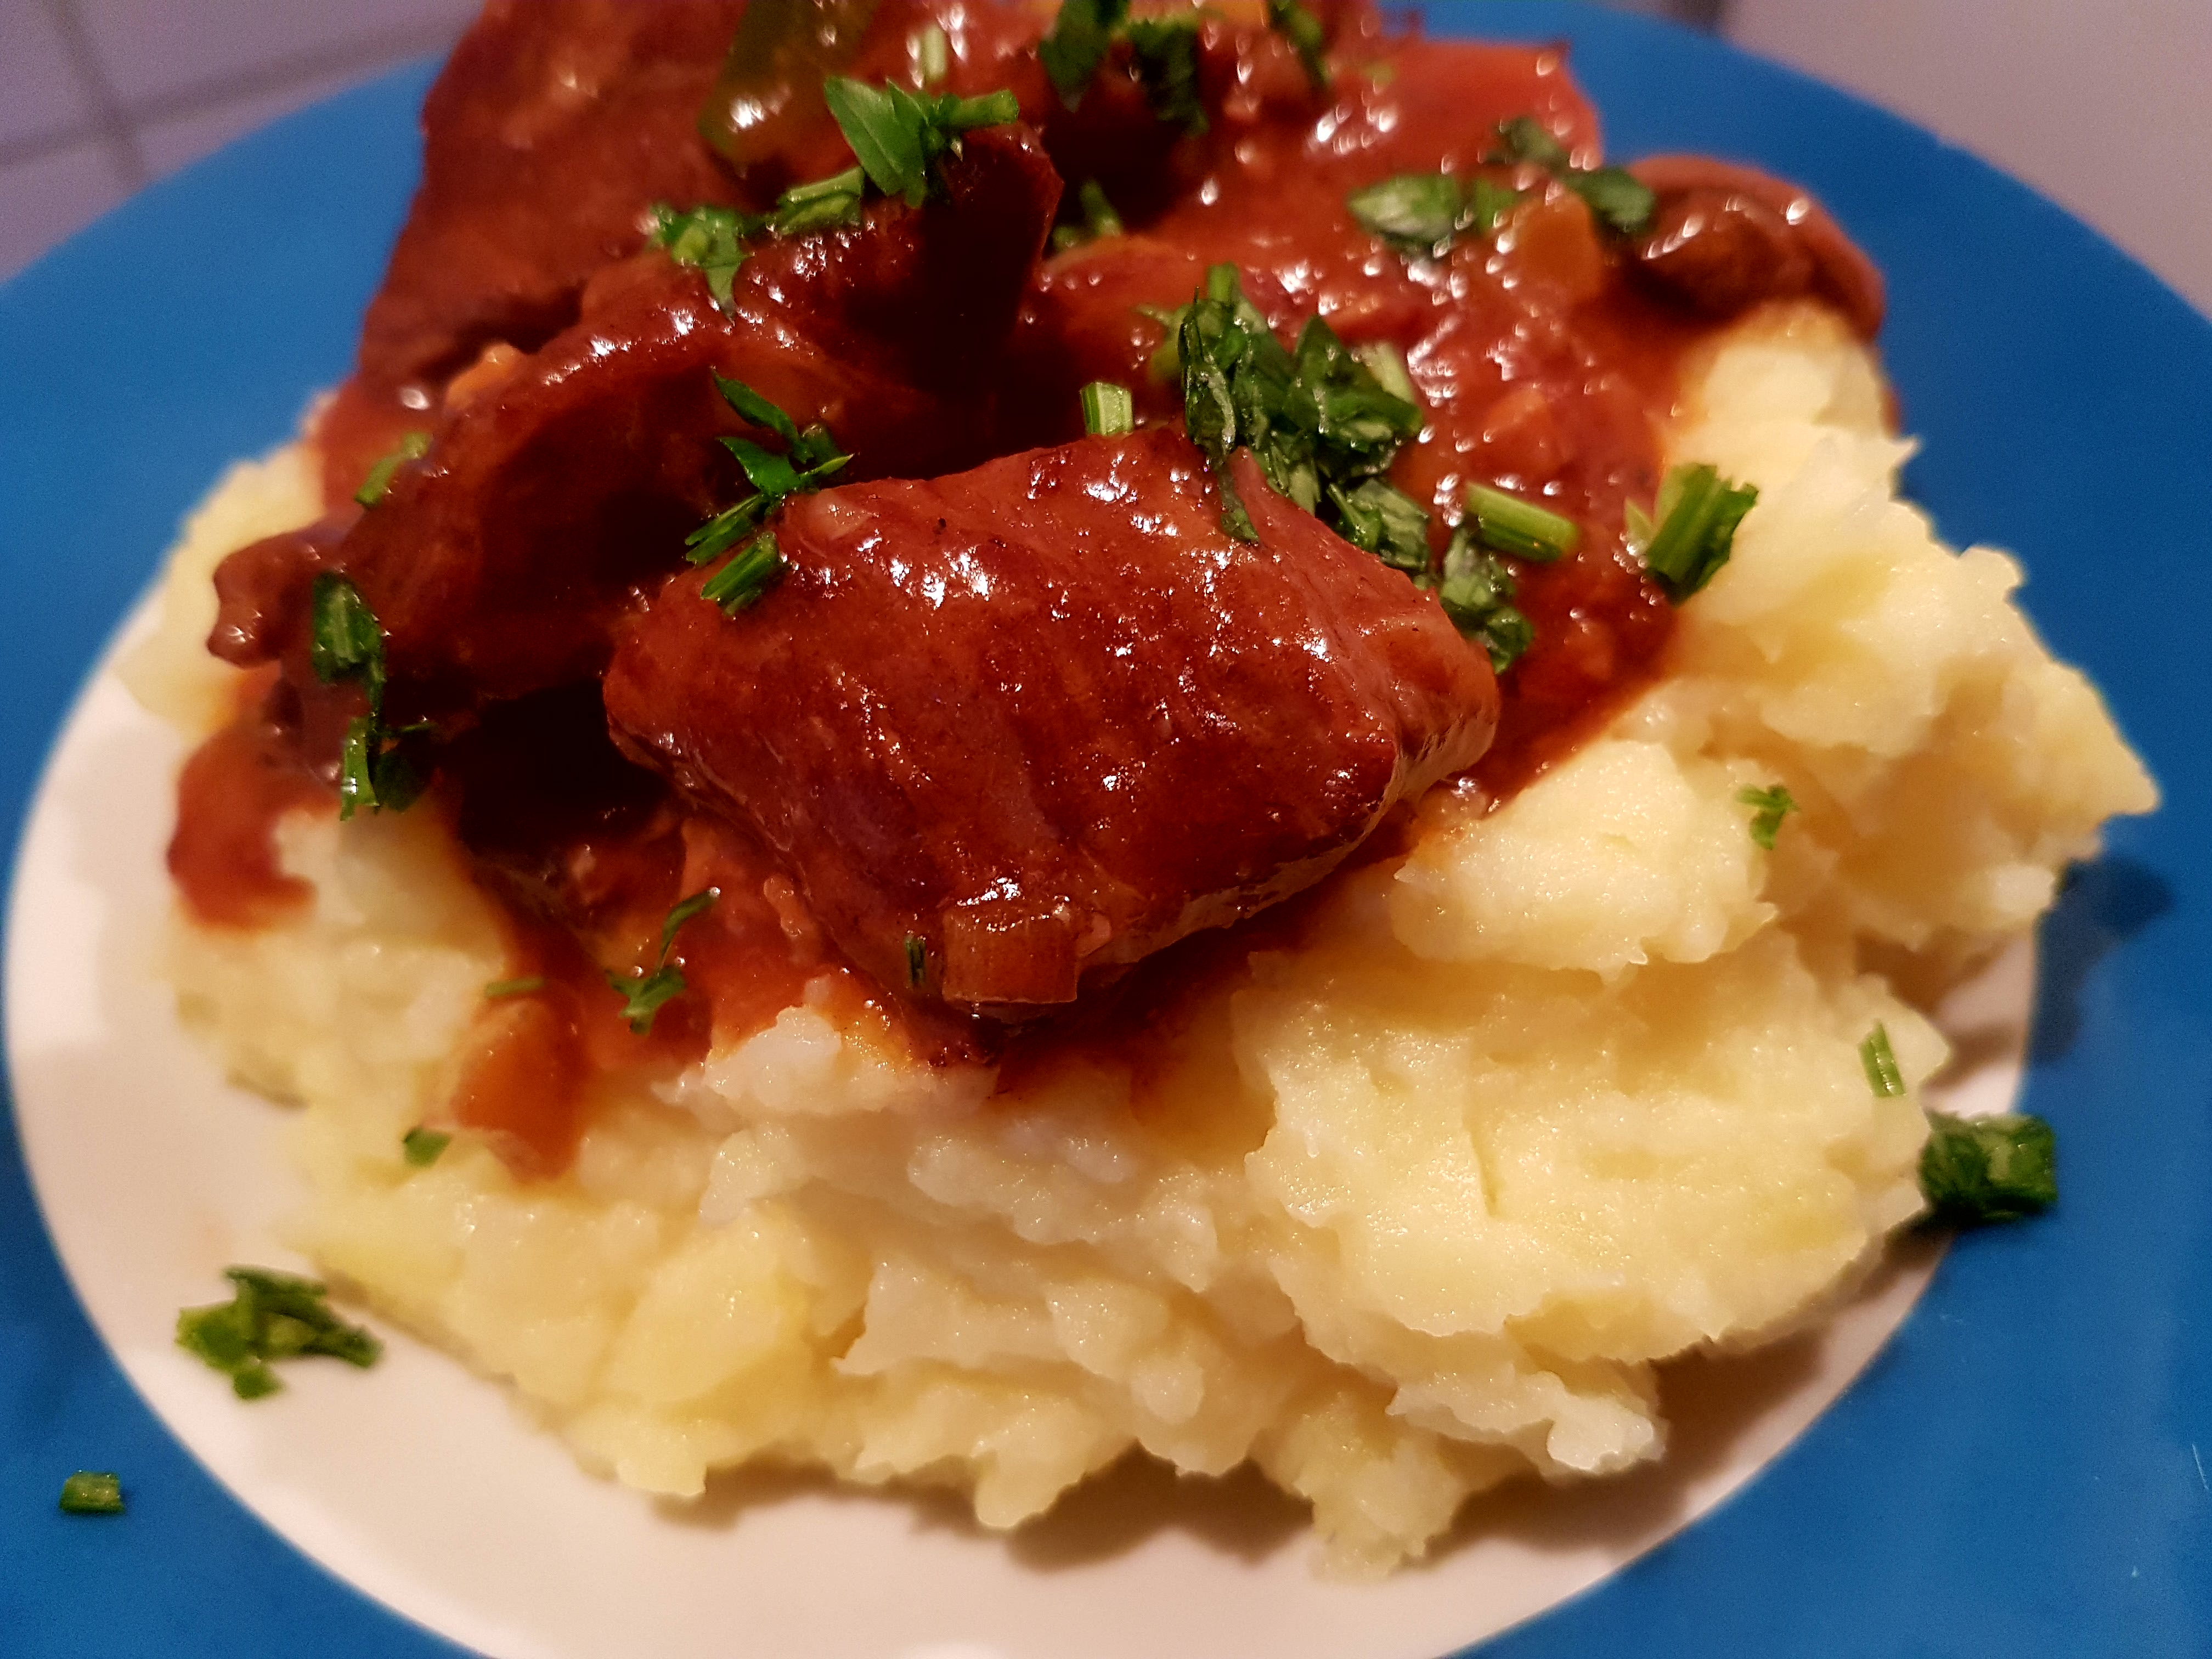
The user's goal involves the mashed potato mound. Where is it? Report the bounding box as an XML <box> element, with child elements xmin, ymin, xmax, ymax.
<box><xmin>143</xmin><ymin>306</ymin><xmax>2155</xmax><ymax>1573</ymax></box>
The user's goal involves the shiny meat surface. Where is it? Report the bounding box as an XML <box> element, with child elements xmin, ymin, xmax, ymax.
<box><xmin>358</xmin><ymin>0</ymin><xmax>750</xmax><ymax>397</ymax></box>
<box><xmin>603</xmin><ymin>429</ymin><xmax>1500</xmax><ymax>1012</ymax></box>
<box><xmin>215</xmin><ymin>127</ymin><xmax>1060</xmax><ymax>708</ymax></box>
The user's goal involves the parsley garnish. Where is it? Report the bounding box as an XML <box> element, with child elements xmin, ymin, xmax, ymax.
<box><xmin>1081</xmin><ymin>380</ymin><xmax>1135</xmax><ymax>436</ymax></box>
<box><xmin>483</xmin><ymin>975</ymin><xmax>546</xmax><ymax>998</ymax></box>
<box><xmin>309</xmin><ymin>573</ymin><xmax>429</xmax><ymax>821</ymax></box>
<box><xmin>1039</xmin><ymin>1</ymin><xmax>1207</xmax><ymax>132</ymax></box>
<box><xmin>1051</xmin><ymin>177</ymin><xmax>1126</xmax><ymax>252</ymax></box>
<box><xmin>1266</xmin><ymin>0</ymin><xmax>1330</xmax><ymax>92</ymax></box>
<box><xmin>607</xmin><ymin>888</ymin><xmax>719</xmax><ymax>1034</ymax></box>
<box><xmin>1171</xmin><ymin>263</ymin><xmax>1424</xmax><ymax>544</ymax></box>
<box><xmin>905</xmin><ymin>933</ymin><xmax>927</xmax><ymax>988</ymax></box>
<box><xmin>1737</xmin><ymin>784</ymin><xmax>1797</xmax><ymax>850</ymax></box>
<box><xmin>1493</xmin><ymin>116</ymin><xmax>1656</xmax><ymax>238</ymax></box>
<box><xmin>1860</xmin><ymin>1023</ymin><xmax>1906</xmax><ymax>1098</ymax></box>
<box><xmin>1040</xmin><ymin>0</ymin><xmax>1126</xmax><ymax>106</ymax></box>
<box><xmin>687</xmin><ymin>375</ymin><xmax>847</xmax><ymax>607</ymax></box>
<box><xmin>1634</xmin><ymin>462</ymin><xmax>1758</xmax><ymax>601</ymax></box>
<box><xmin>822</xmin><ymin>77</ymin><xmax>1020</xmax><ymax>207</ymax></box>
<box><xmin>401</xmin><ymin>1127</ymin><xmax>450</xmax><ymax>1167</ymax></box>
<box><xmin>768</xmin><ymin>166</ymin><xmax>868</xmax><ymax>236</ymax></box>
<box><xmin>1347</xmin><ymin>171</ymin><xmax>1521</xmax><ymax>258</ymax></box>
<box><xmin>646</xmin><ymin>203</ymin><xmax>751</xmax><ymax>314</ymax></box>
<box><xmin>700</xmin><ymin>531</ymin><xmax>785</xmax><ymax>614</ymax></box>
<box><xmin>1920</xmin><ymin>1111</ymin><xmax>2058</xmax><ymax>1227</ymax></box>
<box><xmin>1436</xmin><ymin>521</ymin><xmax>1534</xmax><ymax>673</ymax></box>
<box><xmin>58</xmin><ymin>1472</ymin><xmax>123</xmax><ymax>1515</ymax></box>
<box><xmin>176</xmin><ymin>1267</ymin><xmax>381</xmax><ymax>1400</ymax></box>
<box><xmin>353</xmin><ymin>430</ymin><xmax>429</xmax><ymax>509</ymax></box>
<box><xmin>1464</xmin><ymin>483</ymin><xmax>1579</xmax><ymax>563</ymax></box>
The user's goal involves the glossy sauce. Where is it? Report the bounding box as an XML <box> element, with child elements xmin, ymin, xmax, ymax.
<box><xmin>172</xmin><ymin>2</ymin><xmax>1883</xmax><ymax>1177</ymax></box>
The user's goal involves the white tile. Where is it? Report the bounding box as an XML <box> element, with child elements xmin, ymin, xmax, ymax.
<box><xmin>1730</xmin><ymin>0</ymin><xmax>2212</xmax><ymax>318</ymax></box>
<box><xmin>0</xmin><ymin>1</ymin><xmax>96</xmax><ymax>149</ymax></box>
<box><xmin>76</xmin><ymin>0</ymin><xmax>476</xmax><ymax>107</ymax></box>
<box><xmin>0</xmin><ymin>140</ymin><xmax>134</xmax><ymax>281</ymax></box>
<box><xmin>133</xmin><ymin>62</ymin><xmax>383</xmax><ymax>179</ymax></box>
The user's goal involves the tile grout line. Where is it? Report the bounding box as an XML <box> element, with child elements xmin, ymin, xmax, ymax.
<box><xmin>40</xmin><ymin>0</ymin><xmax>148</xmax><ymax>188</ymax></box>
<box><xmin>0</xmin><ymin>13</ymin><xmax>464</xmax><ymax>178</ymax></box>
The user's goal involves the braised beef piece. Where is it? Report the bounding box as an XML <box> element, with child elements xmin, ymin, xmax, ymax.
<box><xmin>359</xmin><ymin>0</ymin><xmax>752</xmax><ymax>399</ymax></box>
<box><xmin>213</xmin><ymin>126</ymin><xmax>1061</xmax><ymax>711</ymax></box>
<box><xmin>603</xmin><ymin>429</ymin><xmax>1499</xmax><ymax>1014</ymax></box>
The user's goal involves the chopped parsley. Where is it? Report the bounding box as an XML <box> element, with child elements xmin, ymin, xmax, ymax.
<box><xmin>699</xmin><ymin>531</ymin><xmax>785</xmax><ymax>614</ymax></box>
<box><xmin>353</xmin><ymin>430</ymin><xmax>429</xmax><ymax>509</ymax></box>
<box><xmin>1171</xmin><ymin>263</ymin><xmax>1424</xmax><ymax>544</ymax></box>
<box><xmin>822</xmin><ymin>77</ymin><xmax>1020</xmax><ymax>208</ymax></box>
<box><xmin>1464</xmin><ymin>483</ymin><xmax>1579</xmax><ymax>563</ymax></box>
<box><xmin>905</xmin><ymin>933</ymin><xmax>928</xmax><ymax>988</ymax></box>
<box><xmin>1081</xmin><ymin>380</ymin><xmax>1135</xmax><ymax>436</ymax></box>
<box><xmin>646</xmin><ymin>203</ymin><xmax>751</xmax><ymax>314</ymax></box>
<box><xmin>1860</xmin><ymin>1023</ymin><xmax>1906</xmax><ymax>1098</ymax></box>
<box><xmin>1346</xmin><ymin>171</ymin><xmax>1522</xmax><ymax>258</ymax></box>
<box><xmin>309</xmin><ymin>573</ymin><xmax>428</xmax><ymax>821</ymax></box>
<box><xmin>1920</xmin><ymin>1110</ymin><xmax>2058</xmax><ymax>1227</ymax></box>
<box><xmin>401</xmin><ymin>1127</ymin><xmax>450</xmax><ymax>1167</ymax></box>
<box><xmin>483</xmin><ymin>975</ymin><xmax>546</xmax><ymax>998</ymax></box>
<box><xmin>1266</xmin><ymin>0</ymin><xmax>1330</xmax><ymax>91</ymax></box>
<box><xmin>1040</xmin><ymin>1</ymin><xmax>1207</xmax><ymax>132</ymax></box>
<box><xmin>1436</xmin><ymin>522</ymin><xmax>1534</xmax><ymax>674</ymax></box>
<box><xmin>1493</xmin><ymin>115</ymin><xmax>1656</xmax><ymax>238</ymax></box>
<box><xmin>1051</xmin><ymin>177</ymin><xmax>1126</xmax><ymax>251</ymax></box>
<box><xmin>607</xmin><ymin>888</ymin><xmax>719</xmax><ymax>1034</ymax></box>
<box><xmin>1633</xmin><ymin>462</ymin><xmax>1758</xmax><ymax>601</ymax></box>
<box><xmin>58</xmin><ymin>1472</ymin><xmax>123</xmax><ymax>1515</ymax></box>
<box><xmin>1737</xmin><ymin>784</ymin><xmax>1797</xmax><ymax>850</ymax></box>
<box><xmin>688</xmin><ymin>376</ymin><xmax>847</xmax><ymax>610</ymax></box>
<box><xmin>766</xmin><ymin>166</ymin><xmax>867</xmax><ymax>236</ymax></box>
<box><xmin>176</xmin><ymin>1267</ymin><xmax>381</xmax><ymax>1400</ymax></box>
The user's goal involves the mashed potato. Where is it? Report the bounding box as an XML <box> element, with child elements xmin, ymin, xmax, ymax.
<box><xmin>136</xmin><ymin>305</ymin><xmax>2155</xmax><ymax>1573</ymax></box>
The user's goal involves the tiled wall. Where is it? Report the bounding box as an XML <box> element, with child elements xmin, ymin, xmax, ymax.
<box><xmin>0</xmin><ymin>0</ymin><xmax>478</xmax><ymax>278</ymax></box>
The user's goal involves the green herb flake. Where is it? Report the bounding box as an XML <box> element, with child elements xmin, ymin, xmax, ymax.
<box><xmin>58</xmin><ymin>1471</ymin><xmax>123</xmax><ymax>1515</ymax></box>
<box><xmin>308</xmin><ymin>572</ymin><xmax>386</xmax><ymax>712</ymax></box>
<box><xmin>1465</xmin><ymin>483</ymin><xmax>1579</xmax><ymax>563</ymax></box>
<box><xmin>606</xmin><ymin>888</ymin><xmax>720</xmax><ymax>1035</ymax></box>
<box><xmin>1492</xmin><ymin>115</ymin><xmax>1655</xmax><ymax>238</ymax></box>
<box><xmin>1052</xmin><ymin>177</ymin><xmax>1127</xmax><ymax>251</ymax></box>
<box><xmin>337</xmin><ymin>714</ymin><xmax>432</xmax><ymax>823</ymax></box>
<box><xmin>1736</xmin><ymin>784</ymin><xmax>1798</xmax><ymax>850</ymax></box>
<box><xmin>1171</xmin><ymin>264</ymin><xmax>1425</xmax><ymax>554</ymax></box>
<box><xmin>1859</xmin><ymin>1023</ymin><xmax>1906</xmax><ymax>1098</ymax></box>
<box><xmin>1920</xmin><ymin>1110</ymin><xmax>2058</xmax><ymax>1227</ymax></box>
<box><xmin>1351</xmin><ymin>341</ymin><xmax>1418</xmax><ymax>407</ymax></box>
<box><xmin>1039</xmin><ymin>0</ymin><xmax>1128</xmax><ymax>106</ymax></box>
<box><xmin>1639</xmin><ymin>462</ymin><xmax>1757</xmax><ymax>602</ymax></box>
<box><xmin>645</xmin><ymin>202</ymin><xmax>759</xmax><ymax>313</ymax></box>
<box><xmin>353</xmin><ymin>430</ymin><xmax>431</xmax><ymax>509</ymax></box>
<box><xmin>700</xmin><ymin>531</ymin><xmax>786</xmax><ymax>614</ymax></box>
<box><xmin>176</xmin><ymin>1267</ymin><xmax>381</xmax><ymax>1400</ymax></box>
<box><xmin>401</xmin><ymin>1127</ymin><xmax>451</xmax><ymax>1168</ymax></box>
<box><xmin>822</xmin><ymin>76</ymin><xmax>1020</xmax><ymax>208</ymax></box>
<box><xmin>768</xmin><ymin>166</ymin><xmax>867</xmax><ymax>236</ymax></box>
<box><xmin>905</xmin><ymin>933</ymin><xmax>928</xmax><ymax>988</ymax></box>
<box><xmin>483</xmin><ymin>975</ymin><xmax>546</xmax><ymax>999</ymax></box>
<box><xmin>1123</xmin><ymin>14</ymin><xmax>1207</xmax><ymax>133</ymax></box>
<box><xmin>1347</xmin><ymin>171</ymin><xmax>1525</xmax><ymax>261</ymax></box>
<box><xmin>1266</xmin><ymin>0</ymin><xmax>1330</xmax><ymax>91</ymax></box>
<box><xmin>912</xmin><ymin>21</ymin><xmax>951</xmax><ymax>87</ymax></box>
<box><xmin>1437</xmin><ymin>522</ymin><xmax>1534</xmax><ymax>673</ymax></box>
<box><xmin>1081</xmin><ymin>380</ymin><xmax>1136</xmax><ymax>437</ymax></box>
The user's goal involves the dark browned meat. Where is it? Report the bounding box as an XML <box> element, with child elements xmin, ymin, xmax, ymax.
<box><xmin>216</xmin><ymin>126</ymin><xmax>1061</xmax><ymax>710</ymax></box>
<box><xmin>602</xmin><ymin>428</ymin><xmax>1500</xmax><ymax>1014</ymax></box>
<box><xmin>359</xmin><ymin>0</ymin><xmax>752</xmax><ymax>398</ymax></box>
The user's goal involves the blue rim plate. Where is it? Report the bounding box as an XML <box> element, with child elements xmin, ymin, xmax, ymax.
<box><xmin>2</xmin><ymin>4</ymin><xmax>2206</xmax><ymax>1653</ymax></box>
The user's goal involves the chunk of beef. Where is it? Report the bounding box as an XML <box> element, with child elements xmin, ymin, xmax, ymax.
<box><xmin>215</xmin><ymin>126</ymin><xmax>1061</xmax><ymax>712</ymax></box>
<box><xmin>602</xmin><ymin>428</ymin><xmax>1499</xmax><ymax>1014</ymax></box>
<box><xmin>359</xmin><ymin>0</ymin><xmax>752</xmax><ymax>399</ymax></box>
